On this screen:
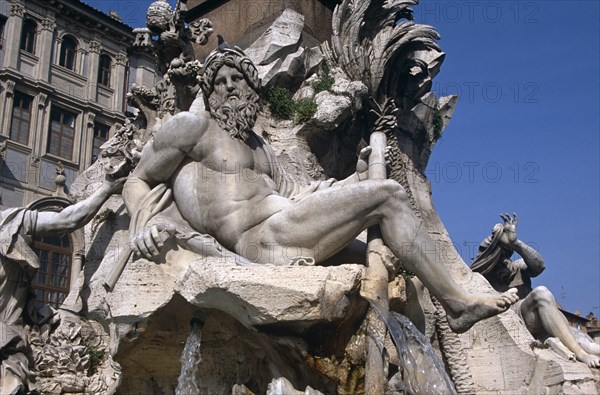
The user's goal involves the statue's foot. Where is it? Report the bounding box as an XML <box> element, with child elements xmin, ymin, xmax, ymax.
<box><xmin>576</xmin><ymin>352</ymin><xmax>600</xmax><ymax>369</ymax></box>
<box><xmin>446</xmin><ymin>288</ymin><xmax>519</xmax><ymax>334</ymax></box>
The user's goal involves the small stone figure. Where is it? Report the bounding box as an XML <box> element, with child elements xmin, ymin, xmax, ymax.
<box><xmin>0</xmin><ymin>175</ymin><xmax>124</xmax><ymax>394</ymax></box>
<box><xmin>471</xmin><ymin>213</ymin><xmax>600</xmax><ymax>368</ymax></box>
<box><xmin>122</xmin><ymin>46</ymin><xmax>519</xmax><ymax>336</ymax></box>
<box><xmin>146</xmin><ymin>0</ymin><xmax>212</xmax><ymax>75</ymax></box>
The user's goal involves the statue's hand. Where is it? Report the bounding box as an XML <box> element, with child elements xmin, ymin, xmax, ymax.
<box><xmin>356</xmin><ymin>146</ymin><xmax>372</xmax><ymax>181</ymax></box>
<box><xmin>499</xmin><ymin>212</ymin><xmax>518</xmax><ymax>249</ymax></box>
<box><xmin>102</xmin><ymin>174</ymin><xmax>127</xmax><ymax>195</ymax></box>
<box><xmin>130</xmin><ymin>223</ymin><xmax>176</xmax><ymax>260</ymax></box>
<box><xmin>356</xmin><ymin>145</ymin><xmax>393</xmax><ymax>181</ymax></box>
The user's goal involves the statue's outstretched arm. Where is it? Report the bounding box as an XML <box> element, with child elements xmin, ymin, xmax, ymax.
<box><xmin>34</xmin><ymin>175</ymin><xmax>124</xmax><ymax>237</ymax></box>
<box><xmin>499</xmin><ymin>213</ymin><xmax>545</xmax><ymax>277</ymax></box>
<box><xmin>512</xmin><ymin>240</ymin><xmax>545</xmax><ymax>277</ymax></box>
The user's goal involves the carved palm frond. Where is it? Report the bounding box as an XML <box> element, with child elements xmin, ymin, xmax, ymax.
<box><xmin>330</xmin><ymin>0</ymin><xmax>441</xmax><ymax>102</ymax></box>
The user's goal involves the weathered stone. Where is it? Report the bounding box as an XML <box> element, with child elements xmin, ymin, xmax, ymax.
<box><xmin>89</xmin><ymin>247</ymin><xmax>363</xmax><ymax>328</ymax></box>
<box><xmin>245</xmin><ymin>9</ymin><xmax>304</xmax><ymax>66</ymax></box>
<box><xmin>255</xmin><ymin>47</ymin><xmax>307</xmax><ymax>88</ymax></box>
<box><xmin>246</xmin><ymin>8</ymin><xmax>323</xmax><ymax>88</ymax></box>
<box><xmin>311</xmin><ymin>91</ymin><xmax>353</xmax><ymax>128</ymax></box>
<box><xmin>292</xmin><ymin>74</ymin><xmax>318</xmax><ymax>101</ymax></box>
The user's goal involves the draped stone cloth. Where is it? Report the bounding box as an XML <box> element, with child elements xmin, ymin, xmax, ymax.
<box><xmin>0</xmin><ymin>208</ymin><xmax>39</xmax><ymax>393</ymax></box>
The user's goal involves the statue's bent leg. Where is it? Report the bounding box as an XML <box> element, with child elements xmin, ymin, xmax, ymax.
<box><xmin>520</xmin><ymin>287</ymin><xmax>600</xmax><ymax>368</ymax></box>
<box><xmin>241</xmin><ymin>179</ymin><xmax>518</xmax><ymax>332</ymax></box>
<box><xmin>236</xmin><ymin>180</ymin><xmax>395</xmax><ymax>264</ymax></box>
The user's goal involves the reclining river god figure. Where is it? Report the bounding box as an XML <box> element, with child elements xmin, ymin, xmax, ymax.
<box><xmin>122</xmin><ymin>46</ymin><xmax>519</xmax><ymax>334</ymax></box>
<box><xmin>471</xmin><ymin>213</ymin><xmax>600</xmax><ymax>368</ymax></box>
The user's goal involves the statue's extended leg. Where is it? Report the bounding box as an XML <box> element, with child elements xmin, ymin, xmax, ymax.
<box><xmin>245</xmin><ymin>179</ymin><xmax>518</xmax><ymax>333</ymax></box>
<box><xmin>520</xmin><ymin>287</ymin><xmax>600</xmax><ymax>368</ymax></box>
<box><xmin>378</xmin><ymin>200</ymin><xmax>518</xmax><ymax>333</ymax></box>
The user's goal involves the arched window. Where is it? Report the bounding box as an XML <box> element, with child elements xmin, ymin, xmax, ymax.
<box><xmin>20</xmin><ymin>19</ymin><xmax>37</xmax><ymax>53</ymax></box>
<box><xmin>32</xmin><ymin>234</ymin><xmax>71</xmax><ymax>309</ymax></box>
<box><xmin>97</xmin><ymin>54</ymin><xmax>112</xmax><ymax>86</ymax></box>
<box><xmin>28</xmin><ymin>197</ymin><xmax>83</xmax><ymax>311</ymax></box>
<box><xmin>59</xmin><ymin>35</ymin><xmax>77</xmax><ymax>70</ymax></box>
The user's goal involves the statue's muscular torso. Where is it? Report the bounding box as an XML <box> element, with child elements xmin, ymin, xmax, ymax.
<box><xmin>131</xmin><ymin>111</ymin><xmax>292</xmax><ymax>252</ymax></box>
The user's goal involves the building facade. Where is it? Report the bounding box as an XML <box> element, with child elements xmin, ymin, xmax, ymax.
<box><xmin>0</xmin><ymin>0</ymin><xmax>157</xmax><ymax>308</ymax></box>
<box><xmin>0</xmin><ymin>0</ymin><xmax>157</xmax><ymax>209</ymax></box>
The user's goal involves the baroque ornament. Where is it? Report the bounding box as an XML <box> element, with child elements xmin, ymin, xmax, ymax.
<box><xmin>146</xmin><ymin>0</ymin><xmax>172</xmax><ymax>35</ymax></box>
<box><xmin>4</xmin><ymin>1</ymin><xmax>598</xmax><ymax>394</ymax></box>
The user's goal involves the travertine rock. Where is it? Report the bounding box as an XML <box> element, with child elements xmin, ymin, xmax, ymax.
<box><xmin>29</xmin><ymin>317</ymin><xmax>121</xmax><ymax>394</ymax></box>
<box><xmin>312</xmin><ymin>91</ymin><xmax>352</xmax><ymax>129</ymax></box>
<box><xmin>89</xmin><ymin>247</ymin><xmax>363</xmax><ymax>328</ymax></box>
<box><xmin>245</xmin><ymin>9</ymin><xmax>304</xmax><ymax>66</ymax></box>
<box><xmin>245</xmin><ymin>8</ymin><xmax>323</xmax><ymax>88</ymax></box>
<box><xmin>81</xmin><ymin>235</ymin><xmax>363</xmax><ymax>393</ymax></box>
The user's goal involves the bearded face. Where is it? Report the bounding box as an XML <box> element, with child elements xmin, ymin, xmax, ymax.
<box><xmin>207</xmin><ymin>65</ymin><xmax>260</xmax><ymax>140</ymax></box>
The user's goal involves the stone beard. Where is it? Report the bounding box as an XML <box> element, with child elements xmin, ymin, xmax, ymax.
<box><xmin>207</xmin><ymin>76</ymin><xmax>260</xmax><ymax>141</ymax></box>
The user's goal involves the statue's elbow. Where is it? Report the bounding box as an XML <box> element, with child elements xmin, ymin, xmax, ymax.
<box><xmin>531</xmin><ymin>261</ymin><xmax>545</xmax><ymax>277</ymax></box>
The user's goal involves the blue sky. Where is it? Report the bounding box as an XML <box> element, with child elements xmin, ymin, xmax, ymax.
<box><xmin>87</xmin><ymin>0</ymin><xmax>599</xmax><ymax>316</ymax></box>
<box><xmin>420</xmin><ymin>1</ymin><xmax>600</xmax><ymax>316</ymax></box>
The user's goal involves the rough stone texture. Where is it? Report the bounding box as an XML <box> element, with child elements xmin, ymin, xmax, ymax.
<box><xmin>29</xmin><ymin>317</ymin><xmax>121</xmax><ymax>394</ymax></box>
<box><xmin>115</xmin><ymin>301</ymin><xmax>340</xmax><ymax>394</ymax></box>
<box><xmin>245</xmin><ymin>8</ymin><xmax>323</xmax><ymax>88</ymax></box>
<box><xmin>312</xmin><ymin>91</ymin><xmax>352</xmax><ymax>129</ymax></box>
<box><xmin>88</xmin><ymin>249</ymin><xmax>362</xmax><ymax>327</ymax></box>
<box><xmin>245</xmin><ymin>8</ymin><xmax>304</xmax><ymax>65</ymax></box>
<box><xmin>80</xmin><ymin>229</ymin><xmax>364</xmax><ymax>393</ymax></box>
<box><xmin>189</xmin><ymin>0</ymin><xmax>334</xmax><ymax>58</ymax></box>
<box><xmin>530</xmin><ymin>349</ymin><xmax>600</xmax><ymax>395</ymax></box>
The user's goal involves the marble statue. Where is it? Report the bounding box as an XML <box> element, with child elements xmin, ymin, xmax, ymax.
<box><xmin>20</xmin><ymin>0</ymin><xmax>596</xmax><ymax>392</ymax></box>
<box><xmin>0</xmin><ymin>175</ymin><xmax>124</xmax><ymax>394</ymax></box>
<box><xmin>471</xmin><ymin>213</ymin><xmax>600</xmax><ymax>368</ymax></box>
<box><xmin>121</xmin><ymin>45</ymin><xmax>519</xmax><ymax>335</ymax></box>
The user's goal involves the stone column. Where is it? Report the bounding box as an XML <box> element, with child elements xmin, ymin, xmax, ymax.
<box><xmin>36</xmin><ymin>14</ymin><xmax>56</xmax><ymax>80</ymax></box>
<box><xmin>112</xmin><ymin>52</ymin><xmax>127</xmax><ymax>112</ymax></box>
<box><xmin>0</xmin><ymin>80</ymin><xmax>16</xmax><ymax>137</ymax></box>
<box><xmin>28</xmin><ymin>92</ymin><xmax>49</xmax><ymax>186</ymax></box>
<box><xmin>2</xmin><ymin>0</ymin><xmax>25</xmax><ymax>70</ymax></box>
<box><xmin>82</xmin><ymin>112</ymin><xmax>95</xmax><ymax>166</ymax></box>
<box><xmin>86</xmin><ymin>40</ymin><xmax>101</xmax><ymax>100</ymax></box>
<box><xmin>76</xmin><ymin>47</ymin><xmax>86</xmax><ymax>75</ymax></box>
<box><xmin>30</xmin><ymin>92</ymin><xmax>49</xmax><ymax>154</ymax></box>
<box><xmin>52</xmin><ymin>36</ymin><xmax>62</xmax><ymax>64</ymax></box>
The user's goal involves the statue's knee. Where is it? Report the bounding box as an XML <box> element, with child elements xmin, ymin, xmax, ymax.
<box><xmin>380</xmin><ymin>180</ymin><xmax>407</xmax><ymax>203</ymax></box>
<box><xmin>531</xmin><ymin>286</ymin><xmax>554</xmax><ymax>304</ymax></box>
